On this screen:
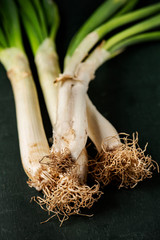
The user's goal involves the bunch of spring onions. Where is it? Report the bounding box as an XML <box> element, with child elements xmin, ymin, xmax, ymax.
<box><xmin>0</xmin><ymin>0</ymin><xmax>159</xmax><ymax>223</ymax></box>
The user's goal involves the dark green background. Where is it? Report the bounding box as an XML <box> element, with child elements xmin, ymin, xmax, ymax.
<box><xmin>0</xmin><ymin>0</ymin><xmax>160</xmax><ymax>239</ymax></box>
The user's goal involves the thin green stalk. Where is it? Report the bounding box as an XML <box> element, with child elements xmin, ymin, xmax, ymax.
<box><xmin>114</xmin><ymin>0</ymin><xmax>139</xmax><ymax>17</ymax></box>
<box><xmin>66</xmin><ymin>0</ymin><xmax>128</xmax><ymax>57</ymax></box>
<box><xmin>96</xmin><ymin>3</ymin><xmax>160</xmax><ymax>39</ymax></box>
<box><xmin>104</xmin><ymin>14</ymin><xmax>160</xmax><ymax>50</ymax></box>
<box><xmin>17</xmin><ymin>0</ymin><xmax>45</xmax><ymax>47</ymax></box>
<box><xmin>109</xmin><ymin>31</ymin><xmax>160</xmax><ymax>53</ymax></box>
<box><xmin>32</xmin><ymin>0</ymin><xmax>48</xmax><ymax>38</ymax></box>
<box><xmin>20</xmin><ymin>14</ymin><xmax>43</xmax><ymax>55</ymax></box>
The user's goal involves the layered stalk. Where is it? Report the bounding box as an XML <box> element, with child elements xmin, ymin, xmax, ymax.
<box><xmin>0</xmin><ymin>0</ymin><xmax>56</xmax><ymax>192</ymax></box>
<box><xmin>52</xmin><ymin>0</ymin><xmax>136</xmax><ymax>162</ymax></box>
<box><xmin>0</xmin><ymin>48</ymin><xmax>51</xmax><ymax>186</ymax></box>
<box><xmin>17</xmin><ymin>0</ymin><xmax>102</xmax><ymax>221</ymax></box>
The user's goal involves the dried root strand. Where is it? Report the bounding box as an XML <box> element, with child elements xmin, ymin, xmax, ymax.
<box><xmin>90</xmin><ymin>133</ymin><xmax>158</xmax><ymax>188</ymax></box>
<box><xmin>28</xmin><ymin>150</ymin><xmax>102</xmax><ymax>224</ymax></box>
<box><xmin>27</xmin><ymin>150</ymin><xmax>73</xmax><ymax>190</ymax></box>
<box><xmin>27</xmin><ymin>166</ymin><xmax>59</xmax><ymax>191</ymax></box>
<box><xmin>35</xmin><ymin>175</ymin><xmax>102</xmax><ymax>225</ymax></box>
<box><xmin>39</xmin><ymin>149</ymin><xmax>74</xmax><ymax>174</ymax></box>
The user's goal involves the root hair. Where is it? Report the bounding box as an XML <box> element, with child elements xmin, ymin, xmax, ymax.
<box><xmin>90</xmin><ymin>133</ymin><xmax>158</xmax><ymax>188</ymax></box>
<box><xmin>28</xmin><ymin>150</ymin><xmax>102</xmax><ymax>224</ymax></box>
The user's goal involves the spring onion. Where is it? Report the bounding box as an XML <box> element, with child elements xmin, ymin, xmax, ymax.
<box><xmin>1</xmin><ymin>0</ymin><xmax>159</xmax><ymax>223</ymax></box>
<box><xmin>58</xmin><ymin>2</ymin><xmax>159</xmax><ymax>189</ymax></box>
<box><xmin>0</xmin><ymin>0</ymin><xmax>53</xmax><ymax>191</ymax></box>
<box><xmin>15</xmin><ymin>0</ymin><xmax>102</xmax><ymax>222</ymax></box>
<box><xmin>20</xmin><ymin>0</ymin><xmax>159</xmax><ymax>219</ymax></box>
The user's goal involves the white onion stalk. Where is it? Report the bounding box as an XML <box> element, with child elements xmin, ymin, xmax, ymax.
<box><xmin>49</xmin><ymin>33</ymin><xmax>99</xmax><ymax>185</ymax></box>
<box><xmin>52</xmin><ymin>39</ymin><xmax>109</xmax><ymax>159</ymax></box>
<box><xmin>0</xmin><ymin>48</ymin><xmax>54</xmax><ymax>190</ymax></box>
<box><xmin>51</xmin><ymin>32</ymin><xmax>100</xmax><ymax>160</ymax></box>
<box><xmin>33</xmin><ymin>39</ymin><xmax>102</xmax><ymax>219</ymax></box>
<box><xmin>35</xmin><ymin>38</ymin><xmax>89</xmax><ymax>184</ymax></box>
<box><xmin>86</xmin><ymin>96</ymin><xmax>120</xmax><ymax>152</ymax></box>
<box><xmin>76</xmin><ymin>44</ymin><xmax>121</xmax><ymax>151</ymax></box>
<box><xmin>59</xmin><ymin>43</ymin><xmax>117</xmax><ymax>154</ymax></box>
<box><xmin>52</xmin><ymin>77</ymin><xmax>88</xmax><ymax>160</ymax></box>
<box><xmin>35</xmin><ymin>38</ymin><xmax>60</xmax><ymax>126</ymax></box>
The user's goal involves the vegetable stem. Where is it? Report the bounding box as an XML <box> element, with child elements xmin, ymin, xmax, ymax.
<box><xmin>35</xmin><ymin>38</ymin><xmax>60</xmax><ymax>126</ymax></box>
<box><xmin>0</xmin><ymin>48</ymin><xmax>50</xmax><ymax>184</ymax></box>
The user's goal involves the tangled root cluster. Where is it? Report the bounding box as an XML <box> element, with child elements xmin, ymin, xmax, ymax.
<box><xmin>28</xmin><ymin>134</ymin><xmax>158</xmax><ymax>223</ymax></box>
<box><xmin>28</xmin><ymin>150</ymin><xmax>102</xmax><ymax>224</ymax></box>
<box><xmin>27</xmin><ymin>150</ymin><xmax>73</xmax><ymax>191</ymax></box>
<box><xmin>34</xmin><ymin>176</ymin><xmax>102</xmax><ymax>224</ymax></box>
<box><xmin>39</xmin><ymin>150</ymin><xmax>74</xmax><ymax>174</ymax></box>
<box><xmin>90</xmin><ymin>133</ymin><xmax>158</xmax><ymax>188</ymax></box>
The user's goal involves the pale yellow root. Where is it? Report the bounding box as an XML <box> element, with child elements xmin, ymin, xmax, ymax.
<box><xmin>28</xmin><ymin>151</ymin><xmax>102</xmax><ymax>224</ymax></box>
<box><xmin>90</xmin><ymin>133</ymin><xmax>158</xmax><ymax>188</ymax></box>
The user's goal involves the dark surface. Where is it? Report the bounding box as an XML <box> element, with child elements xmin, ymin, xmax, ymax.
<box><xmin>0</xmin><ymin>0</ymin><xmax>160</xmax><ymax>239</ymax></box>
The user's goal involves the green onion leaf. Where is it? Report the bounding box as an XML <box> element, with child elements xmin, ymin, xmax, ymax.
<box><xmin>0</xmin><ymin>0</ymin><xmax>23</xmax><ymax>49</ymax></box>
<box><xmin>114</xmin><ymin>0</ymin><xmax>139</xmax><ymax>17</ymax></box>
<box><xmin>109</xmin><ymin>31</ymin><xmax>160</xmax><ymax>53</ymax></box>
<box><xmin>17</xmin><ymin>0</ymin><xmax>59</xmax><ymax>54</ymax></box>
<box><xmin>96</xmin><ymin>3</ymin><xmax>160</xmax><ymax>39</ymax></box>
<box><xmin>31</xmin><ymin>0</ymin><xmax>48</xmax><ymax>38</ymax></box>
<box><xmin>42</xmin><ymin>0</ymin><xmax>60</xmax><ymax>40</ymax></box>
<box><xmin>104</xmin><ymin>13</ymin><xmax>160</xmax><ymax>50</ymax></box>
<box><xmin>20</xmin><ymin>14</ymin><xmax>42</xmax><ymax>55</ymax></box>
<box><xmin>17</xmin><ymin>0</ymin><xmax>45</xmax><ymax>43</ymax></box>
